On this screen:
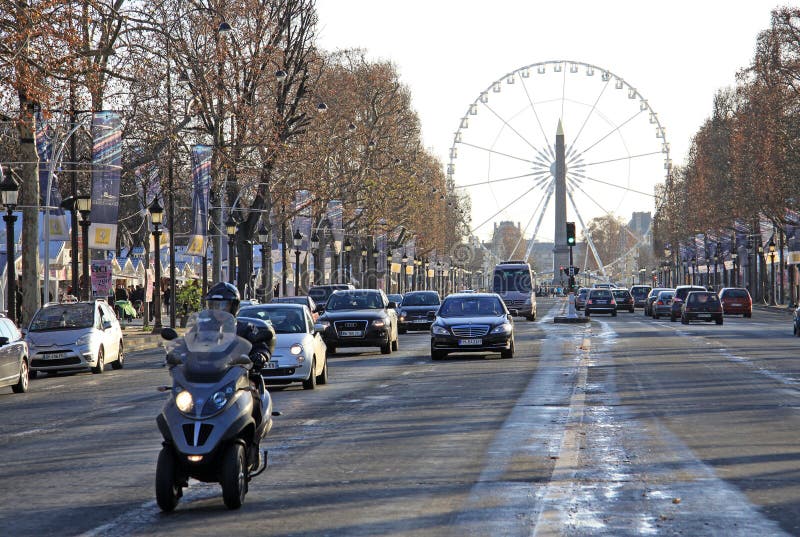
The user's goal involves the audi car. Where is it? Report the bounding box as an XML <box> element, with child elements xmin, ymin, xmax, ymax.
<box><xmin>315</xmin><ymin>289</ymin><xmax>399</xmax><ymax>355</ymax></box>
<box><xmin>429</xmin><ymin>293</ymin><xmax>514</xmax><ymax>360</ymax></box>
<box><xmin>397</xmin><ymin>291</ymin><xmax>440</xmax><ymax>333</ymax></box>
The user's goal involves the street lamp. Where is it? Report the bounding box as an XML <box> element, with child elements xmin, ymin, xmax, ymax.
<box><xmin>371</xmin><ymin>248</ymin><xmax>378</xmax><ymax>289</ymax></box>
<box><xmin>293</xmin><ymin>228</ymin><xmax>303</xmax><ymax>296</ymax></box>
<box><xmin>731</xmin><ymin>248</ymin><xmax>738</xmax><ymax>287</ymax></box>
<box><xmin>401</xmin><ymin>252</ymin><xmax>409</xmax><ymax>293</ymax></box>
<box><xmin>332</xmin><ymin>237</ymin><xmax>342</xmax><ymax>284</ymax></box>
<box><xmin>758</xmin><ymin>243</ymin><xmax>765</xmax><ymax>302</ymax></box>
<box><xmin>768</xmin><ymin>238</ymin><xmax>776</xmax><ymax>305</ymax></box>
<box><xmin>310</xmin><ymin>232</ymin><xmax>320</xmax><ymax>287</ymax></box>
<box><xmin>149</xmin><ymin>198</ymin><xmax>164</xmax><ymax>333</ymax></box>
<box><xmin>360</xmin><ymin>246</ymin><xmax>367</xmax><ymax>288</ymax></box>
<box><xmin>226</xmin><ymin>215</ymin><xmax>237</xmax><ymax>284</ymax></box>
<box><xmin>258</xmin><ymin>222</ymin><xmax>269</xmax><ymax>300</ymax></box>
<box><xmin>386</xmin><ymin>251</ymin><xmax>393</xmax><ymax>293</ymax></box>
<box><xmin>344</xmin><ymin>238</ymin><xmax>352</xmax><ymax>284</ymax></box>
<box><xmin>0</xmin><ymin>171</ymin><xmax>19</xmax><ymax>323</ymax></box>
<box><xmin>76</xmin><ymin>194</ymin><xmax>92</xmax><ymax>301</ymax></box>
<box><xmin>664</xmin><ymin>247</ymin><xmax>671</xmax><ymax>287</ymax></box>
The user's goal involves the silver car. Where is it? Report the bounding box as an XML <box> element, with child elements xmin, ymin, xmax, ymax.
<box><xmin>25</xmin><ymin>301</ymin><xmax>124</xmax><ymax>375</ymax></box>
<box><xmin>238</xmin><ymin>303</ymin><xmax>328</xmax><ymax>390</ymax></box>
<box><xmin>651</xmin><ymin>290</ymin><xmax>675</xmax><ymax>319</ymax></box>
<box><xmin>0</xmin><ymin>316</ymin><xmax>30</xmax><ymax>393</ymax></box>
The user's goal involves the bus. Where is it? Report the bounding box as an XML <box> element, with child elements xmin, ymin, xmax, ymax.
<box><xmin>492</xmin><ymin>260</ymin><xmax>537</xmax><ymax>321</ymax></box>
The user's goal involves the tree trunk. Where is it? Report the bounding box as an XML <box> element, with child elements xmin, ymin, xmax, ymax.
<box><xmin>18</xmin><ymin>105</ymin><xmax>40</xmax><ymax>324</ymax></box>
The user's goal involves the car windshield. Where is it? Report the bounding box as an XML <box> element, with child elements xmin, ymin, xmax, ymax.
<box><xmin>239</xmin><ymin>306</ymin><xmax>305</xmax><ymax>333</ymax></box>
<box><xmin>29</xmin><ymin>303</ymin><xmax>94</xmax><ymax>331</ymax></box>
<box><xmin>658</xmin><ymin>292</ymin><xmax>674</xmax><ymax>300</ymax></box>
<box><xmin>326</xmin><ymin>292</ymin><xmax>384</xmax><ymax>310</ymax></box>
<box><xmin>612</xmin><ymin>290</ymin><xmax>630</xmax><ymax>298</ymax></box>
<box><xmin>631</xmin><ymin>287</ymin><xmax>651</xmax><ymax>297</ymax></box>
<box><xmin>272</xmin><ymin>297</ymin><xmax>307</xmax><ymax>305</ymax></box>
<box><xmin>493</xmin><ymin>268</ymin><xmax>533</xmax><ymax>293</ymax></box>
<box><xmin>724</xmin><ymin>289</ymin><xmax>749</xmax><ymax>299</ymax></box>
<box><xmin>308</xmin><ymin>288</ymin><xmax>333</xmax><ymax>301</ymax></box>
<box><xmin>688</xmin><ymin>293</ymin><xmax>719</xmax><ymax>304</ymax></box>
<box><xmin>591</xmin><ymin>290</ymin><xmax>613</xmax><ymax>298</ymax></box>
<box><xmin>402</xmin><ymin>293</ymin><xmax>440</xmax><ymax>306</ymax></box>
<box><xmin>439</xmin><ymin>296</ymin><xmax>504</xmax><ymax>317</ymax></box>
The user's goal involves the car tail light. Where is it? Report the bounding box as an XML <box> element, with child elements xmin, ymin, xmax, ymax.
<box><xmin>611</xmin><ymin>300</ymin><xmax>616</xmax><ymax>305</ymax></box>
<box><xmin>656</xmin><ymin>300</ymin><xmax>663</xmax><ymax>305</ymax></box>
<box><xmin>587</xmin><ymin>299</ymin><xmax>593</xmax><ymax>305</ymax></box>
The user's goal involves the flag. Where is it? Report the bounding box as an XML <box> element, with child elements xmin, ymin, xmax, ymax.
<box><xmin>89</xmin><ymin>111</ymin><xmax>122</xmax><ymax>250</ymax></box>
<box><xmin>186</xmin><ymin>145</ymin><xmax>211</xmax><ymax>256</ymax></box>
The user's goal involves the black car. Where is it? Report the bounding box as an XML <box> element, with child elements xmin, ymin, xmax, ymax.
<box><xmin>315</xmin><ymin>289</ymin><xmax>399</xmax><ymax>355</ymax></box>
<box><xmin>681</xmin><ymin>291</ymin><xmax>723</xmax><ymax>325</ymax></box>
<box><xmin>585</xmin><ymin>288</ymin><xmax>617</xmax><ymax>316</ymax></box>
<box><xmin>430</xmin><ymin>293</ymin><xmax>514</xmax><ymax>360</ymax></box>
<box><xmin>397</xmin><ymin>291</ymin><xmax>440</xmax><ymax>333</ymax></box>
<box><xmin>0</xmin><ymin>316</ymin><xmax>29</xmax><ymax>393</ymax></box>
<box><xmin>670</xmin><ymin>285</ymin><xmax>707</xmax><ymax>322</ymax></box>
<box><xmin>630</xmin><ymin>285</ymin><xmax>652</xmax><ymax>308</ymax></box>
<box><xmin>611</xmin><ymin>289</ymin><xmax>635</xmax><ymax>312</ymax></box>
<box><xmin>308</xmin><ymin>284</ymin><xmax>355</xmax><ymax>312</ymax></box>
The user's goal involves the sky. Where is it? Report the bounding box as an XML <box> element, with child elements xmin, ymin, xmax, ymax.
<box><xmin>315</xmin><ymin>1</ymin><xmax>791</xmax><ymax>243</ymax></box>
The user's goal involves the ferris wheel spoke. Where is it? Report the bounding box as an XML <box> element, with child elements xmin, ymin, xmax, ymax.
<box><xmin>519</xmin><ymin>76</ymin><xmax>552</xmax><ymax>149</ymax></box>
<box><xmin>567</xmin><ymin>78</ymin><xmax>610</xmax><ymax>154</ymax></box>
<box><xmin>456</xmin><ymin>171</ymin><xmax>539</xmax><ymax>190</ymax></box>
<box><xmin>458</xmin><ymin>141</ymin><xmax>533</xmax><ymax>165</ymax></box>
<box><xmin>570</xmin><ymin>171</ymin><xmax>655</xmax><ymax>198</ymax></box>
<box><xmin>569</xmin><ymin>182</ymin><xmax>642</xmax><ymax>244</ymax></box>
<box><xmin>566</xmin><ymin>189</ymin><xmax>607</xmax><ymax>278</ymax></box>
<box><xmin>509</xmin><ymin>189</ymin><xmax>548</xmax><ymax>260</ymax></box>
<box><xmin>468</xmin><ymin>184</ymin><xmax>541</xmax><ymax>234</ymax></box>
<box><xmin>524</xmin><ymin>184</ymin><xmax>554</xmax><ymax>260</ymax></box>
<box><xmin>483</xmin><ymin>102</ymin><xmax>543</xmax><ymax>154</ymax></box>
<box><xmin>581</xmin><ymin>150</ymin><xmax>662</xmax><ymax>168</ymax></box>
<box><xmin>575</xmin><ymin>109</ymin><xmax>644</xmax><ymax>156</ymax></box>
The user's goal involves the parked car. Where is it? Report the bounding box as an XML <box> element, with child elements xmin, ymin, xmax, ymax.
<box><xmin>585</xmin><ymin>288</ymin><xmax>617</xmax><ymax>317</ymax></box>
<box><xmin>670</xmin><ymin>285</ymin><xmax>707</xmax><ymax>322</ymax></box>
<box><xmin>270</xmin><ymin>295</ymin><xmax>321</xmax><ymax>321</ymax></box>
<box><xmin>308</xmin><ymin>284</ymin><xmax>355</xmax><ymax>312</ymax></box>
<box><xmin>387</xmin><ymin>294</ymin><xmax>404</xmax><ymax>307</ymax></box>
<box><xmin>793</xmin><ymin>306</ymin><xmax>800</xmax><ymax>336</ymax></box>
<box><xmin>25</xmin><ymin>300</ymin><xmax>124</xmax><ymax>375</ymax></box>
<box><xmin>611</xmin><ymin>288</ymin><xmax>635</xmax><ymax>312</ymax></box>
<box><xmin>0</xmin><ymin>315</ymin><xmax>29</xmax><ymax>393</ymax></box>
<box><xmin>397</xmin><ymin>290</ymin><xmax>441</xmax><ymax>333</ymax></box>
<box><xmin>238</xmin><ymin>303</ymin><xmax>328</xmax><ymax>389</ymax></box>
<box><xmin>651</xmin><ymin>290</ymin><xmax>675</xmax><ymax>319</ymax></box>
<box><xmin>681</xmin><ymin>291</ymin><xmax>723</xmax><ymax>325</ymax></box>
<box><xmin>630</xmin><ymin>285</ymin><xmax>652</xmax><ymax>308</ymax></box>
<box><xmin>429</xmin><ymin>293</ymin><xmax>514</xmax><ymax>360</ymax></box>
<box><xmin>575</xmin><ymin>288</ymin><xmax>589</xmax><ymax>311</ymax></box>
<box><xmin>592</xmin><ymin>283</ymin><xmax>616</xmax><ymax>289</ymax></box>
<box><xmin>644</xmin><ymin>287</ymin><xmax>673</xmax><ymax>316</ymax></box>
<box><xmin>718</xmin><ymin>287</ymin><xmax>752</xmax><ymax>317</ymax></box>
<box><xmin>315</xmin><ymin>289</ymin><xmax>399</xmax><ymax>355</ymax></box>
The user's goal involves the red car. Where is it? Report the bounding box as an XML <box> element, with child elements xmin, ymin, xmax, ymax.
<box><xmin>718</xmin><ymin>287</ymin><xmax>752</xmax><ymax>317</ymax></box>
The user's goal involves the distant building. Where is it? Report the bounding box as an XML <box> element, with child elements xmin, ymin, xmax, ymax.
<box><xmin>628</xmin><ymin>212</ymin><xmax>652</xmax><ymax>243</ymax></box>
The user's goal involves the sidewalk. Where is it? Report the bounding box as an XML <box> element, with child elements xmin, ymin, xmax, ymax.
<box><xmin>119</xmin><ymin>317</ymin><xmax>184</xmax><ymax>353</ymax></box>
<box><xmin>754</xmin><ymin>302</ymin><xmax>796</xmax><ymax>315</ymax></box>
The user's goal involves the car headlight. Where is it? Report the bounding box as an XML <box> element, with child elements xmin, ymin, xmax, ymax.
<box><xmin>175</xmin><ymin>390</ymin><xmax>194</xmax><ymax>413</ymax></box>
<box><xmin>371</xmin><ymin>319</ymin><xmax>386</xmax><ymax>328</ymax></box>
<box><xmin>431</xmin><ymin>325</ymin><xmax>449</xmax><ymax>336</ymax></box>
<box><xmin>491</xmin><ymin>323</ymin><xmax>512</xmax><ymax>334</ymax></box>
<box><xmin>398</xmin><ymin>310</ymin><xmax>406</xmax><ymax>320</ymax></box>
<box><xmin>290</xmin><ymin>343</ymin><xmax>303</xmax><ymax>356</ymax></box>
<box><xmin>76</xmin><ymin>333</ymin><xmax>93</xmax><ymax>347</ymax></box>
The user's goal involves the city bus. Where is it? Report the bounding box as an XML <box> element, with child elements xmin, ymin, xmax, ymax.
<box><xmin>492</xmin><ymin>260</ymin><xmax>537</xmax><ymax>321</ymax></box>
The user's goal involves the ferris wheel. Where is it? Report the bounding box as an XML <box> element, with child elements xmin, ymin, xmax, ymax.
<box><xmin>448</xmin><ymin>60</ymin><xmax>671</xmax><ymax>278</ymax></box>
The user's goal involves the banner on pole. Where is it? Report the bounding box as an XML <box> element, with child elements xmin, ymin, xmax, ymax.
<box><xmin>89</xmin><ymin>111</ymin><xmax>122</xmax><ymax>250</ymax></box>
<box><xmin>186</xmin><ymin>145</ymin><xmax>211</xmax><ymax>256</ymax></box>
<box><xmin>35</xmin><ymin>113</ymin><xmax>69</xmax><ymax>240</ymax></box>
<box><xmin>91</xmin><ymin>259</ymin><xmax>113</xmax><ymax>297</ymax></box>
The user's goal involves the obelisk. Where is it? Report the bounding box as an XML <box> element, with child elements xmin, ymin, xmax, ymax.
<box><xmin>552</xmin><ymin>120</ymin><xmax>569</xmax><ymax>286</ymax></box>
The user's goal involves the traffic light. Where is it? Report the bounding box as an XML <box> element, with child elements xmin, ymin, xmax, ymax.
<box><xmin>566</xmin><ymin>222</ymin><xmax>576</xmax><ymax>246</ymax></box>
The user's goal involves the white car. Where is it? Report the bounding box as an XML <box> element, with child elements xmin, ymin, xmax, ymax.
<box><xmin>25</xmin><ymin>300</ymin><xmax>124</xmax><ymax>376</ymax></box>
<box><xmin>238</xmin><ymin>303</ymin><xmax>328</xmax><ymax>390</ymax></box>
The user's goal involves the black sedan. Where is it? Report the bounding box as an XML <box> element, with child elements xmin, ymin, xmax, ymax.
<box><xmin>0</xmin><ymin>315</ymin><xmax>29</xmax><ymax>393</ymax></box>
<box><xmin>681</xmin><ymin>291</ymin><xmax>723</xmax><ymax>325</ymax></box>
<box><xmin>430</xmin><ymin>293</ymin><xmax>514</xmax><ymax>360</ymax></box>
<box><xmin>315</xmin><ymin>290</ymin><xmax>399</xmax><ymax>355</ymax></box>
<box><xmin>397</xmin><ymin>291</ymin><xmax>440</xmax><ymax>333</ymax></box>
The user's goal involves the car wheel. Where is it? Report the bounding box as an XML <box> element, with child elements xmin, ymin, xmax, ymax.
<box><xmin>221</xmin><ymin>443</ymin><xmax>247</xmax><ymax>510</ymax></box>
<box><xmin>398</xmin><ymin>327</ymin><xmax>407</xmax><ymax>334</ymax></box>
<box><xmin>653</xmin><ymin>313</ymin><xmax>659</xmax><ymax>319</ymax></box>
<box><xmin>316</xmin><ymin>359</ymin><xmax>328</xmax><ymax>385</ymax></box>
<box><xmin>431</xmin><ymin>349</ymin><xmax>446</xmax><ymax>361</ymax></box>
<box><xmin>327</xmin><ymin>346</ymin><xmax>336</xmax><ymax>355</ymax></box>
<box><xmin>28</xmin><ymin>369</ymin><xmax>37</xmax><ymax>380</ymax></box>
<box><xmin>12</xmin><ymin>358</ymin><xmax>29</xmax><ymax>393</ymax></box>
<box><xmin>629</xmin><ymin>307</ymin><xmax>635</xmax><ymax>313</ymax></box>
<box><xmin>91</xmin><ymin>347</ymin><xmax>105</xmax><ymax>374</ymax></box>
<box><xmin>380</xmin><ymin>339</ymin><xmax>391</xmax><ymax>355</ymax></box>
<box><xmin>585</xmin><ymin>310</ymin><xmax>590</xmax><ymax>317</ymax></box>
<box><xmin>716</xmin><ymin>318</ymin><xmax>723</xmax><ymax>325</ymax></box>
<box><xmin>501</xmin><ymin>339</ymin><xmax>514</xmax><ymax>359</ymax></box>
<box><xmin>681</xmin><ymin>315</ymin><xmax>688</xmax><ymax>325</ymax></box>
<box><xmin>111</xmin><ymin>341</ymin><xmax>124</xmax><ymax>370</ymax></box>
<box><xmin>612</xmin><ymin>310</ymin><xmax>617</xmax><ymax>317</ymax></box>
<box><xmin>744</xmin><ymin>312</ymin><xmax>752</xmax><ymax>318</ymax></box>
<box><xmin>155</xmin><ymin>447</ymin><xmax>182</xmax><ymax>512</ymax></box>
<box><xmin>302</xmin><ymin>360</ymin><xmax>317</xmax><ymax>390</ymax></box>
<box><xmin>670</xmin><ymin>314</ymin><xmax>676</xmax><ymax>322</ymax></box>
<box><xmin>391</xmin><ymin>335</ymin><xmax>399</xmax><ymax>352</ymax></box>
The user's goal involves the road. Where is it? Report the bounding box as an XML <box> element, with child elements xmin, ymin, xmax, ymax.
<box><xmin>1</xmin><ymin>298</ymin><xmax>799</xmax><ymax>536</ymax></box>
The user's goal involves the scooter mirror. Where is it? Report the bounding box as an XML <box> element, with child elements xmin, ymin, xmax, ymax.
<box><xmin>161</xmin><ymin>328</ymin><xmax>179</xmax><ymax>341</ymax></box>
<box><xmin>230</xmin><ymin>354</ymin><xmax>253</xmax><ymax>368</ymax></box>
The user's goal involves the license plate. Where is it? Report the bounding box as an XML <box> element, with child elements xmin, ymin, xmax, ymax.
<box><xmin>340</xmin><ymin>330</ymin><xmax>363</xmax><ymax>337</ymax></box>
<box><xmin>458</xmin><ymin>338</ymin><xmax>482</xmax><ymax>346</ymax></box>
<box><xmin>731</xmin><ymin>303</ymin><xmax>741</xmax><ymax>307</ymax></box>
<box><xmin>597</xmin><ymin>300</ymin><xmax>607</xmax><ymax>304</ymax></box>
<box><xmin>412</xmin><ymin>320</ymin><xmax>428</xmax><ymax>324</ymax></box>
<box><xmin>698</xmin><ymin>314</ymin><xmax>711</xmax><ymax>318</ymax></box>
<box><xmin>43</xmin><ymin>352</ymin><xmax>68</xmax><ymax>360</ymax></box>
<box><xmin>263</xmin><ymin>362</ymin><xmax>279</xmax><ymax>369</ymax></box>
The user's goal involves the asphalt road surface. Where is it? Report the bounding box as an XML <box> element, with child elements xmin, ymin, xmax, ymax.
<box><xmin>1</xmin><ymin>298</ymin><xmax>799</xmax><ymax>536</ymax></box>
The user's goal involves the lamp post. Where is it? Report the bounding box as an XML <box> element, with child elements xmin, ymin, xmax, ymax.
<box><xmin>293</xmin><ymin>229</ymin><xmax>303</xmax><ymax>295</ymax></box>
<box><xmin>664</xmin><ymin>247</ymin><xmax>671</xmax><ymax>287</ymax></box>
<box><xmin>690</xmin><ymin>257</ymin><xmax>696</xmax><ymax>285</ymax></box>
<box><xmin>311</xmin><ymin>232</ymin><xmax>320</xmax><ymax>288</ymax></box>
<box><xmin>332</xmin><ymin>238</ymin><xmax>342</xmax><ymax>284</ymax></box>
<box><xmin>401</xmin><ymin>252</ymin><xmax>408</xmax><ymax>294</ymax></box>
<box><xmin>360</xmin><ymin>246</ymin><xmax>367</xmax><ymax>288</ymax></box>
<box><xmin>768</xmin><ymin>239</ymin><xmax>776</xmax><ymax>305</ymax></box>
<box><xmin>76</xmin><ymin>195</ymin><xmax>92</xmax><ymax>301</ymax></box>
<box><xmin>150</xmin><ymin>199</ymin><xmax>164</xmax><ymax>333</ymax></box>
<box><xmin>424</xmin><ymin>260</ymin><xmax>430</xmax><ymax>290</ymax></box>
<box><xmin>731</xmin><ymin>249</ymin><xmax>738</xmax><ymax>287</ymax></box>
<box><xmin>344</xmin><ymin>238</ymin><xmax>352</xmax><ymax>284</ymax></box>
<box><xmin>371</xmin><ymin>248</ymin><xmax>378</xmax><ymax>289</ymax></box>
<box><xmin>0</xmin><ymin>172</ymin><xmax>19</xmax><ymax>323</ymax></box>
<box><xmin>758</xmin><ymin>243</ymin><xmax>764</xmax><ymax>302</ymax></box>
<box><xmin>713</xmin><ymin>250</ymin><xmax>719</xmax><ymax>291</ymax></box>
<box><xmin>386</xmin><ymin>251</ymin><xmax>393</xmax><ymax>293</ymax></box>
<box><xmin>226</xmin><ymin>216</ymin><xmax>237</xmax><ymax>284</ymax></box>
<box><xmin>258</xmin><ymin>223</ymin><xmax>269</xmax><ymax>300</ymax></box>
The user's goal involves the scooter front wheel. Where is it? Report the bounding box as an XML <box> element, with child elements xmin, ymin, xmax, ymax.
<box><xmin>221</xmin><ymin>443</ymin><xmax>247</xmax><ymax>509</ymax></box>
<box><xmin>155</xmin><ymin>447</ymin><xmax>181</xmax><ymax>512</ymax></box>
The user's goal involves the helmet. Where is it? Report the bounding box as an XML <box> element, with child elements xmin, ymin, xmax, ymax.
<box><xmin>205</xmin><ymin>282</ymin><xmax>241</xmax><ymax>316</ymax></box>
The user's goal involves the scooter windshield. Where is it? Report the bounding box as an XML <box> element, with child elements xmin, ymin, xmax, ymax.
<box><xmin>184</xmin><ymin>310</ymin><xmax>240</xmax><ymax>353</ymax></box>
<box><xmin>173</xmin><ymin>310</ymin><xmax>252</xmax><ymax>383</ymax></box>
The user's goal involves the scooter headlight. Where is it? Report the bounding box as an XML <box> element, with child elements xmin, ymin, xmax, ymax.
<box><xmin>175</xmin><ymin>390</ymin><xmax>194</xmax><ymax>413</ymax></box>
<box><xmin>209</xmin><ymin>382</ymin><xmax>236</xmax><ymax>411</ymax></box>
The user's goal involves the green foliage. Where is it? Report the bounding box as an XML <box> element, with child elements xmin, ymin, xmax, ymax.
<box><xmin>177</xmin><ymin>282</ymin><xmax>202</xmax><ymax>314</ymax></box>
